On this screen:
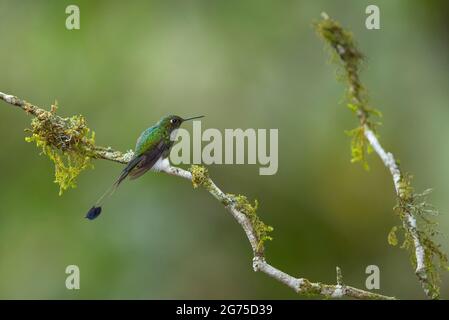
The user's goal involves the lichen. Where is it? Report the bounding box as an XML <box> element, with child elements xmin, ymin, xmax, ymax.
<box><xmin>24</xmin><ymin>101</ymin><xmax>96</xmax><ymax>195</ymax></box>
<box><xmin>393</xmin><ymin>178</ymin><xmax>448</xmax><ymax>299</ymax></box>
<box><xmin>190</xmin><ymin>165</ymin><xmax>212</xmax><ymax>189</ymax></box>
<box><xmin>228</xmin><ymin>194</ymin><xmax>274</xmax><ymax>252</ymax></box>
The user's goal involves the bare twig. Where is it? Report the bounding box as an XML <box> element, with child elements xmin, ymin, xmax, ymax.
<box><xmin>0</xmin><ymin>90</ymin><xmax>395</xmax><ymax>300</ymax></box>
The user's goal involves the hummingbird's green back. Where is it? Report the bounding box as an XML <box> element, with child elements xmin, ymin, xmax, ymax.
<box><xmin>134</xmin><ymin>115</ymin><xmax>178</xmax><ymax>156</ymax></box>
<box><xmin>135</xmin><ymin>125</ymin><xmax>160</xmax><ymax>156</ymax></box>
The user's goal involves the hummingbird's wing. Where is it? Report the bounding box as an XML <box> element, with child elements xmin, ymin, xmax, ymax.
<box><xmin>115</xmin><ymin>154</ymin><xmax>146</xmax><ymax>186</ymax></box>
<box><xmin>134</xmin><ymin>125</ymin><xmax>158</xmax><ymax>155</ymax></box>
<box><xmin>128</xmin><ymin>139</ymin><xmax>168</xmax><ymax>180</ymax></box>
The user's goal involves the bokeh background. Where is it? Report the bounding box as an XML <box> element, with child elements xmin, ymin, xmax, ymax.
<box><xmin>0</xmin><ymin>0</ymin><xmax>448</xmax><ymax>299</ymax></box>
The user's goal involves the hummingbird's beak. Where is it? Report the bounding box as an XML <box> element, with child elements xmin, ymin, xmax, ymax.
<box><xmin>182</xmin><ymin>115</ymin><xmax>204</xmax><ymax>122</ymax></box>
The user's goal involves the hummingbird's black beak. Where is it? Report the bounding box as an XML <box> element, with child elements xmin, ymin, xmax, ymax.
<box><xmin>182</xmin><ymin>115</ymin><xmax>204</xmax><ymax>122</ymax></box>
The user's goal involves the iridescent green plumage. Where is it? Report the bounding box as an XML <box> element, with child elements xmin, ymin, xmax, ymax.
<box><xmin>134</xmin><ymin>116</ymin><xmax>174</xmax><ymax>156</ymax></box>
<box><xmin>85</xmin><ymin>114</ymin><xmax>204</xmax><ymax>220</ymax></box>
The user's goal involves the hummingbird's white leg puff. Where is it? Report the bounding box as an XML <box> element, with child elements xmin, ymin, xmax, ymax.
<box><xmin>151</xmin><ymin>156</ymin><xmax>171</xmax><ymax>172</ymax></box>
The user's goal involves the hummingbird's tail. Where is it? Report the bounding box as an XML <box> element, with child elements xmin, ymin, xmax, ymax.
<box><xmin>85</xmin><ymin>182</ymin><xmax>119</xmax><ymax>220</ymax></box>
<box><xmin>85</xmin><ymin>155</ymin><xmax>144</xmax><ymax>220</ymax></box>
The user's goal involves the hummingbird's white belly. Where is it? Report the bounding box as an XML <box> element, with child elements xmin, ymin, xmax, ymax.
<box><xmin>151</xmin><ymin>156</ymin><xmax>170</xmax><ymax>172</ymax></box>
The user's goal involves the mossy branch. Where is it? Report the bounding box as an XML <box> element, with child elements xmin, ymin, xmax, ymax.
<box><xmin>0</xmin><ymin>90</ymin><xmax>394</xmax><ymax>300</ymax></box>
<box><xmin>316</xmin><ymin>12</ymin><xmax>447</xmax><ymax>299</ymax></box>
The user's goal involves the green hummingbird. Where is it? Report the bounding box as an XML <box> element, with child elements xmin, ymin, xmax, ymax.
<box><xmin>85</xmin><ymin>114</ymin><xmax>204</xmax><ymax>220</ymax></box>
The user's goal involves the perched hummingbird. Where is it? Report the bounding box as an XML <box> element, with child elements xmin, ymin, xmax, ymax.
<box><xmin>85</xmin><ymin>114</ymin><xmax>204</xmax><ymax>220</ymax></box>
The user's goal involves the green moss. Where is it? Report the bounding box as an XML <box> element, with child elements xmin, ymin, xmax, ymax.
<box><xmin>388</xmin><ymin>226</ymin><xmax>399</xmax><ymax>246</ymax></box>
<box><xmin>393</xmin><ymin>177</ymin><xmax>448</xmax><ymax>299</ymax></box>
<box><xmin>24</xmin><ymin>102</ymin><xmax>95</xmax><ymax>195</ymax></box>
<box><xmin>316</xmin><ymin>16</ymin><xmax>381</xmax><ymax>169</ymax></box>
<box><xmin>190</xmin><ymin>165</ymin><xmax>212</xmax><ymax>189</ymax></box>
<box><xmin>318</xmin><ymin>14</ymin><xmax>447</xmax><ymax>298</ymax></box>
<box><xmin>315</xmin><ymin>17</ymin><xmax>364</xmax><ymax>108</ymax></box>
<box><xmin>345</xmin><ymin>126</ymin><xmax>372</xmax><ymax>170</ymax></box>
<box><xmin>228</xmin><ymin>194</ymin><xmax>273</xmax><ymax>252</ymax></box>
<box><xmin>315</xmin><ymin>17</ymin><xmax>363</xmax><ymax>72</ymax></box>
<box><xmin>397</xmin><ymin>173</ymin><xmax>414</xmax><ymax>201</ymax></box>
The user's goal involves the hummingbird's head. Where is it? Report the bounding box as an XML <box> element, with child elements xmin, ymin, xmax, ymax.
<box><xmin>160</xmin><ymin>115</ymin><xmax>204</xmax><ymax>132</ymax></box>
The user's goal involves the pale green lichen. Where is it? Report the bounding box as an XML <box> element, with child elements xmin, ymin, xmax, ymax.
<box><xmin>24</xmin><ymin>101</ymin><xmax>96</xmax><ymax>195</ymax></box>
<box><xmin>190</xmin><ymin>165</ymin><xmax>212</xmax><ymax>189</ymax></box>
<box><xmin>393</xmin><ymin>175</ymin><xmax>448</xmax><ymax>298</ymax></box>
<box><xmin>228</xmin><ymin>194</ymin><xmax>274</xmax><ymax>252</ymax></box>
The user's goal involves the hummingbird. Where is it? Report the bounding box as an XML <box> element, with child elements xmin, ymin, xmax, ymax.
<box><xmin>85</xmin><ymin>114</ymin><xmax>204</xmax><ymax>220</ymax></box>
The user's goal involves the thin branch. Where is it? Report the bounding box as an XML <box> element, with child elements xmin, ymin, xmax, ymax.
<box><xmin>364</xmin><ymin>127</ymin><xmax>427</xmax><ymax>279</ymax></box>
<box><xmin>0</xmin><ymin>90</ymin><xmax>395</xmax><ymax>300</ymax></box>
<box><xmin>316</xmin><ymin>13</ymin><xmax>446</xmax><ymax>299</ymax></box>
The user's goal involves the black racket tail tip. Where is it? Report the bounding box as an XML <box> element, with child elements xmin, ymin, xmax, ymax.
<box><xmin>86</xmin><ymin>206</ymin><xmax>102</xmax><ymax>220</ymax></box>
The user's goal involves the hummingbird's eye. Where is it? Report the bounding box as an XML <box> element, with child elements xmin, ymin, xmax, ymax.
<box><xmin>170</xmin><ymin>118</ymin><xmax>179</xmax><ymax>125</ymax></box>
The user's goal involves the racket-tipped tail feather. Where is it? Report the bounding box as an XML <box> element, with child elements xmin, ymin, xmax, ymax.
<box><xmin>86</xmin><ymin>206</ymin><xmax>102</xmax><ymax>220</ymax></box>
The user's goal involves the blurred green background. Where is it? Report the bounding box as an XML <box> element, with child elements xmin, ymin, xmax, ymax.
<box><xmin>0</xmin><ymin>0</ymin><xmax>448</xmax><ymax>299</ymax></box>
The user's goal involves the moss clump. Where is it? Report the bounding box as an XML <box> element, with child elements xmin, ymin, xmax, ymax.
<box><xmin>387</xmin><ymin>226</ymin><xmax>399</xmax><ymax>246</ymax></box>
<box><xmin>315</xmin><ymin>16</ymin><xmax>365</xmax><ymax>111</ymax></box>
<box><xmin>396</xmin><ymin>173</ymin><xmax>415</xmax><ymax>201</ymax></box>
<box><xmin>24</xmin><ymin>102</ymin><xmax>96</xmax><ymax>195</ymax></box>
<box><xmin>228</xmin><ymin>194</ymin><xmax>273</xmax><ymax>252</ymax></box>
<box><xmin>392</xmin><ymin>175</ymin><xmax>448</xmax><ymax>299</ymax></box>
<box><xmin>316</xmin><ymin>15</ymin><xmax>381</xmax><ymax>169</ymax></box>
<box><xmin>190</xmin><ymin>165</ymin><xmax>212</xmax><ymax>189</ymax></box>
<box><xmin>316</xmin><ymin>16</ymin><xmax>363</xmax><ymax>75</ymax></box>
<box><xmin>345</xmin><ymin>126</ymin><xmax>373</xmax><ymax>170</ymax></box>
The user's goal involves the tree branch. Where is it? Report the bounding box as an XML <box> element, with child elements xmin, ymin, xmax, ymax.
<box><xmin>364</xmin><ymin>127</ymin><xmax>427</xmax><ymax>278</ymax></box>
<box><xmin>316</xmin><ymin>13</ymin><xmax>447</xmax><ymax>299</ymax></box>
<box><xmin>0</xmin><ymin>90</ymin><xmax>395</xmax><ymax>300</ymax></box>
